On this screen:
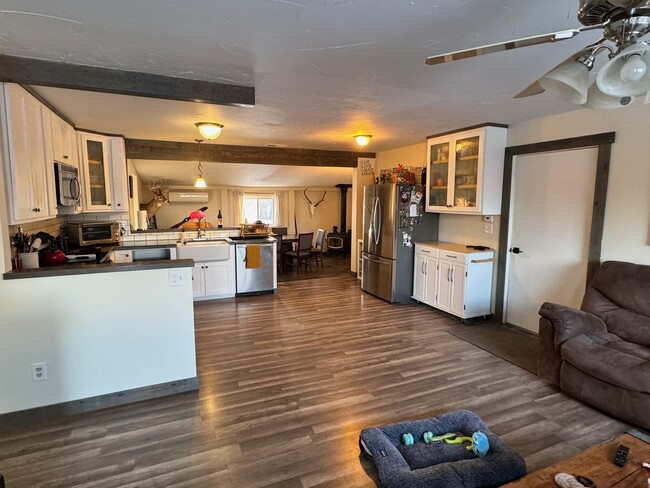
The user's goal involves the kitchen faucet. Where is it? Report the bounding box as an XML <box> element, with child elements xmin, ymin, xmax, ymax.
<box><xmin>198</xmin><ymin>217</ymin><xmax>206</xmax><ymax>238</ymax></box>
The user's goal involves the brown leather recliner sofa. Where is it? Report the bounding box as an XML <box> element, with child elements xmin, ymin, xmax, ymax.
<box><xmin>538</xmin><ymin>261</ymin><xmax>650</xmax><ymax>430</ymax></box>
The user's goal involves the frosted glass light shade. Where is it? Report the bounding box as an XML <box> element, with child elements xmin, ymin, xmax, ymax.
<box><xmin>354</xmin><ymin>134</ymin><xmax>372</xmax><ymax>147</ymax></box>
<box><xmin>539</xmin><ymin>61</ymin><xmax>591</xmax><ymax>104</ymax></box>
<box><xmin>597</xmin><ymin>43</ymin><xmax>650</xmax><ymax>97</ymax></box>
<box><xmin>194</xmin><ymin>177</ymin><xmax>207</xmax><ymax>188</ymax></box>
<box><xmin>583</xmin><ymin>82</ymin><xmax>633</xmax><ymax>110</ymax></box>
<box><xmin>195</xmin><ymin>122</ymin><xmax>224</xmax><ymax>140</ymax></box>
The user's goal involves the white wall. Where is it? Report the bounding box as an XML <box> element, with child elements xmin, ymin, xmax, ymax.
<box><xmin>0</xmin><ymin>267</ymin><xmax>196</xmax><ymax>414</ymax></box>
<box><xmin>506</xmin><ymin>101</ymin><xmax>650</xmax><ymax>265</ymax></box>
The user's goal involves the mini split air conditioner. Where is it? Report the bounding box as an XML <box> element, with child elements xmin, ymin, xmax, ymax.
<box><xmin>167</xmin><ymin>191</ymin><xmax>209</xmax><ymax>204</ymax></box>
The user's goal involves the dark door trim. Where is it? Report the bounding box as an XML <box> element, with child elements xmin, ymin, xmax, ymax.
<box><xmin>495</xmin><ymin>132</ymin><xmax>616</xmax><ymax>322</ymax></box>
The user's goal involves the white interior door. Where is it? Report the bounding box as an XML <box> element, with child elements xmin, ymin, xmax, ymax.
<box><xmin>505</xmin><ymin>148</ymin><xmax>597</xmax><ymax>332</ymax></box>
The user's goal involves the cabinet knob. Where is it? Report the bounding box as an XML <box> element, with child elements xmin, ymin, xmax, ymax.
<box><xmin>63</xmin><ymin>155</ymin><xmax>68</xmax><ymax>159</ymax></box>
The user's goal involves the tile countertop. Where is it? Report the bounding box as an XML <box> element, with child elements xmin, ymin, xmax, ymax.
<box><xmin>3</xmin><ymin>259</ymin><xmax>195</xmax><ymax>280</ymax></box>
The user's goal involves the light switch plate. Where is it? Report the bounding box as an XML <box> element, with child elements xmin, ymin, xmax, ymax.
<box><xmin>169</xmin><ymin>270</ymin><xmax>187</xmax><ymax>287</ymax></box>
<box><xmin>483</xmin><ymin>215</ymin><xmax>494</xmax><ymax>223</ymax></box>
<box><xmin>483</xmin><ymin>223</ymin><xmax>494</xmax><ymax>235</ymax></box>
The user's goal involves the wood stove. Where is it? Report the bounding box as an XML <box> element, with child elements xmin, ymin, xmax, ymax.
<box><xmin>326</xmin><ymin>184</ymin><xmax>352</xmax><ymax>253</ymax></box>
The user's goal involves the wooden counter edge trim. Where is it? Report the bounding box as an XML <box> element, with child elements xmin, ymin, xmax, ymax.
<box><xmin>0</xmin><ymin>377</ymin><xmax>199</xmax><ymax>427</ymax></box>
<box><xmin>2</xmin><ymin>259</ymin><xmax>194</xmax><ymax>280</ymax></box>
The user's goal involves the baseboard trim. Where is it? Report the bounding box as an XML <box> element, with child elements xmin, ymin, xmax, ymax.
<box><xmin>0</xmin><ymin>376</ymin><xmax>199</xmax><ymax>426</ymax></box>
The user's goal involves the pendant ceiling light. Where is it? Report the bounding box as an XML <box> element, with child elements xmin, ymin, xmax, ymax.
<box><xmin>354</xmin><ymin>134</ymin><xmax>372</xmax><ymax>147</ymax></box>
<box><xmin>194</xmin><ymin>139</ymin><xmax>207</xmax><ymax>188</ymax></box>
<box><xmin>195</xmin><ymin>122</ymin><xmax>224</xmax><ymax>140</ymax></box>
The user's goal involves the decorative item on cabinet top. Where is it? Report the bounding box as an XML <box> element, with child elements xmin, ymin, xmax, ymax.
<box><xmin>379</xmin><ymin>165</ymin><xmax>422</xmax><ymax>185</ymax></box>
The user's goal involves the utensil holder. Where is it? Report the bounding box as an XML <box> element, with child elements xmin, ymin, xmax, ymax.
<box><xmin>18</xmin><ymin>252</ymin><xmax>39</xmax><ymax>269</ymax></box>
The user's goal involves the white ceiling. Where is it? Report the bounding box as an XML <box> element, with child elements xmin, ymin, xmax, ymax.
<box><xmin>1</xmin><ymin>0</ymin><xmax>605</xmax><ymax>185</ymax></box>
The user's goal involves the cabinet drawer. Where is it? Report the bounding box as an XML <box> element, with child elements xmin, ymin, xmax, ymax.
<box><xmin>415</xmin><ymin>245</ymin><xmax>438</xmax><ymax>258</ymax></box>
<box><xmin>438</xmin><ymin>250</ymin><xmax>467</xmax><ymax>263</ymax></box>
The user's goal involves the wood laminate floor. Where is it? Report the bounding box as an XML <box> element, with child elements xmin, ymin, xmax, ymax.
<box><xmin>0</xmin><ymin>275</ymin><xmax>627</xmax><ymax>487</ymax></box>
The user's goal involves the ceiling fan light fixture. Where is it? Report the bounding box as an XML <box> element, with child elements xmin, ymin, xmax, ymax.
<box><xmin>354</xmin><ymin>134</ymin><xmax>372</xmax><ymax>147</ymax></box>
<box><xmin>619</xmin><ymin>53</ymin><xmax>647</xmax><ymax>81</ymax></box>
<box><xmin>583</xmin><ymin>81</ymin><xmax>634</xmax><ymax>109</ymax></box>
<box><xmin>597</xmin><ymin>42</ymin><xmax>650</xmax><ymax>96</ymax></box>
<box><xmin>195</xmin><ymin>122</ymin><xmax>224</xmax><ymax>140</ymax></box>
<box><xmin>539</xmin><ymin>59</ymin><xmax>593</xmax><ymax>104</ymax></box>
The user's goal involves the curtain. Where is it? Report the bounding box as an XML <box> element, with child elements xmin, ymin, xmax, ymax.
<box><xmin>227</xmin><ymin>190</ymin><xmax>244</xmax><ymax>226</ymax></box>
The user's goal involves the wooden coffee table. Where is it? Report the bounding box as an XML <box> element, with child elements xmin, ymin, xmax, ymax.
<box><xmin>504</xmin><ymin>433</ymin><xmax>650</xmax><ymax>487</ymax></box>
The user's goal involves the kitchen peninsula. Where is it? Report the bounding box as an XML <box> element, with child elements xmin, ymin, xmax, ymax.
<box><xmin>0</xmin><ymin>237</ymin><xmax>198</xmax><ymax>417</ymax></box>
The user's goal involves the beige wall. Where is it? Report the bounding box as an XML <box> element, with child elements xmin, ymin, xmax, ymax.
<box><xmin>146</xmin><ymin>186</ymin><xmax>347</xmax><ymax>238</ymax></box>
<box><xmin>374</xmin><ymin>101</ymin><xmax>650</xmax><ymax>267</ymax></box>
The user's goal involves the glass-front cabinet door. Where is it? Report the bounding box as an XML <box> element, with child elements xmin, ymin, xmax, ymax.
<box><xmin>427</xmin><ymin>138</ymin><xmax>451</xmax><ymax>210</ymax></box>
<box><xmin>452</xmin><ymin>135</ymin><xmax>480</xmax><ymax>211</ymax></box>
<box><xmin>425</xmin><ymin>125</ymin><xmax>506</xmax><ymax>215</ymax></box>
<box><xmin>79</xmin><ymin>132</ymin><xmax>112</xmax><ymax>211</ymax></box>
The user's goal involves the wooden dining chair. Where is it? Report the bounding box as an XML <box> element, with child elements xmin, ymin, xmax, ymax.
<box><xmin>309</xmin><ymin>228</ymin><xmax>325</xmax><ymax>268</ymax></box>
<box><xmin>283</xmin><ymin>232</ymin><xmax>313</xmax><ymax>273</ymax></box>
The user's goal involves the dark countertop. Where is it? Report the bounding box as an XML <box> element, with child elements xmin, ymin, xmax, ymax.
<box><xmin>3</xmin><ymin>259</ymin><xmax>194</xmax><ymax>280</ymax></box>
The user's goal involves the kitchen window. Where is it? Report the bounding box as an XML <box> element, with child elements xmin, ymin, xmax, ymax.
<box><xmin>242</xmin><ymin>194</ymin><xmax>276</xmax><ymax>224</ymax></box>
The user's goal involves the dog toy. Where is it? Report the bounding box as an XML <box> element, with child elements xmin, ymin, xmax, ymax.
<box><xmin>401</xmin><ymin>433</ymin><xmax>414</xmax><ymax>446</ymax></box>
<box><xmin>422</xmin><ymin>431</ymin><xmax>490</xmax><ymax>457</ymax></box>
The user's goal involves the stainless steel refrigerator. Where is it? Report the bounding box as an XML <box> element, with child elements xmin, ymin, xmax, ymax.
<box><xmin>362</xmin><ymin>183</ymin><xmax>438</xmax><ymax>303</ymax></box>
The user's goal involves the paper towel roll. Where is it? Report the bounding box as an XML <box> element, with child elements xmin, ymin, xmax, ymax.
<box><xmin>137</xmin><ymin>210</ymin><xmax>148</xmax><ymax>230</ymax></box>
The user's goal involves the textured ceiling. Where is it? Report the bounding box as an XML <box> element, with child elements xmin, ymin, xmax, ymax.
<box><xmin>0</xmin><ymin>0</ymin><xmax>609</xmax><ymax>184</ymax></box>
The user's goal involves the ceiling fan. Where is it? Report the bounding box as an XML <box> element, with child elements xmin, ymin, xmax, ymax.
<box><xmin>425</xmin><ymin>0</ymin><xmax>650</xmax><ymax>109</ymax></box>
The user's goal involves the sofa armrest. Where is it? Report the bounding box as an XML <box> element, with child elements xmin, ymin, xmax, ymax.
<box><xmin>539</xmin><ymin>302</ymin><xmax>608</xmax><ymax>349</ymax></box>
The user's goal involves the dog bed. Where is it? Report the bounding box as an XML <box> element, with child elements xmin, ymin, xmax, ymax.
<box><xmin>359</xmin><ymin>410</ymin><xmax>526</xmax><ymax>488</ymax></box>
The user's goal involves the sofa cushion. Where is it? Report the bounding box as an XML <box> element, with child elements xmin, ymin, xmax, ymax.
<box><xmin>561</xmin><ymin>332</ymin><xmax>650</xmax><ymax>394</ymax></box>
<box><xmin>582</xmin><ymin>261</ymin><xmax>650</xmax><ymax>347</ymax></box>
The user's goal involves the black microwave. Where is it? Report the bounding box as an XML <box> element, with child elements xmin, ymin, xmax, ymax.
<box><xmin>66</xmin><ymin>222</ymin><xmax>120</xmax><ymax>246</ymax></box>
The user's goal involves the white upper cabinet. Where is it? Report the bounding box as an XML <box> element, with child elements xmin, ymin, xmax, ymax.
<box><xmin>1</xmin><ymin>84</ymin><xmax>54</xmax><ymax>223</ymax></box>
<box><xmin>51</xmin><ymin>112</ymin><xmax>79</xmax><ymax>168</ymax></box>
<box><xmin>108</xmin><ymin>137</ymin><xmax>128</xmax><ymax>212</ymax></box>
<box><xmin>425</xmin><ymin>125</ymin><xmax>507</xmax><ymax>215</ymax></box>
<box><xmin>78</xmin><ymin>132</ymin><xmax>128</xmax><ymax>213</ymax></box>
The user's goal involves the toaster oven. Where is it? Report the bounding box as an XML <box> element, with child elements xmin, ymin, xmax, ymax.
<box><xmin>65</xmin><ymin>222</ymin><xmax>120</xmax><ymax>246</ymax></box>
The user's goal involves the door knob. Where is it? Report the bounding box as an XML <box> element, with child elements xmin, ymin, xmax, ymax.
<box><xmin>510</xmin><ymin>247</ymin><xmax>523</xmax><ymax>254</ymax></box>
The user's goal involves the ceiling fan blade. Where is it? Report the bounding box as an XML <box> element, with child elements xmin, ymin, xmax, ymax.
<box><xmin>425</xmin><ymin>29</ymin><xmax>584</xmax><ymax>66</ymax></box>
<box><xmin>514</xmin><ymin>81</ymin><xmax>546</xmax><ymax>99</ymax></box>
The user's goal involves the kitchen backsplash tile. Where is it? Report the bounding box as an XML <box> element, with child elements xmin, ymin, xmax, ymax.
<box><xmin>8</xmin><ymin>216</ymin><xmax>66</xmax><ymax>238</ymax></box>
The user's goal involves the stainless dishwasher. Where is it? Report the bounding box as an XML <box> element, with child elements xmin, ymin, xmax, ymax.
<box><xmin>235</xmin><ymin>242</ymin><xmax>275</xmax><ymax>295</ymax></box>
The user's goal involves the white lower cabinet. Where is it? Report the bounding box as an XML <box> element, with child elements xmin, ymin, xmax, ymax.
<box><xmin>192</xmin><ymin>259</ymin><xmax>236</xmax><ymax>300</ymax></box>
<box><xmin>413</xmin><ymin>242</ymin><xmax>494</xmax><ymax>320</ymax></box>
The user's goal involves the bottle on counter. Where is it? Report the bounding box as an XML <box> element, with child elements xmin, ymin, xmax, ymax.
<box><xmin>217</xmin><ymin>209</ymin><xmax>223</xmax><ymax>228</ymax></box>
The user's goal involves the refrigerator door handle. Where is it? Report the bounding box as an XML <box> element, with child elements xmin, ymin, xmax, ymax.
<box><xmin>373</xmin><ymin>197</ymin><xmax>381</xmax><ymax>246</ymax></box>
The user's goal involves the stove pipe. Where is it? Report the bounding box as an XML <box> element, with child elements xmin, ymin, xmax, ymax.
<box><xmin>335</xmin><ymin>184</ymin><xmax>352</xmax><ymax>232</ymax></box>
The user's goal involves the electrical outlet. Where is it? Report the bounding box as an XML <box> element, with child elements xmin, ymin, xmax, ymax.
<box><xmin>483</xmin><ymin>223</ymin><xmax>494</xmax><ymax>235</ymax></box>
<box><xmin>169</xmin><ymin>270</ymin><xmax>187</xmax><ymax>287</ymax></box>
<box><xmin>31</xmin><ymin>362</ymin><xmax>48</xmax><ymax>381</ymax></box>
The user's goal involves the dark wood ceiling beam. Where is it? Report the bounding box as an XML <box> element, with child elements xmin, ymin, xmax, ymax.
<box><xmin>124</xmin><ymin>139</ymin><xmax>375</xmax><ymax>168</ymax></box>
<box><xmin>0</xmin><ymin>54</ymin><xmax>254</xmax><ymax>107</ymax></box>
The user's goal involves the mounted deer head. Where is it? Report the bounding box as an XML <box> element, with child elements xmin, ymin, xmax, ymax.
<box><xmin>145</xmin><ymin>178</ymin><xmax>169</xmax><ymax>218</ymax></box>
<box><xmin>304</xmin><ymin>188</ymin><xmax>326</xmax><ymax>217</ymax></box>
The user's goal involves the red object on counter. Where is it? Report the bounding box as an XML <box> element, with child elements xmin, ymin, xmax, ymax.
<box><xmin>43</xmin><ymin>250</ymin><xmax>66</xmax><ymax>265</ymax></box>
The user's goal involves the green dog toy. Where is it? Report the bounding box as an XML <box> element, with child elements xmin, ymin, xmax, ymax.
<box><xmin>421</xmin><ymin>431</ymin><xmax>490</xmax><ymax>457</ymax></box>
